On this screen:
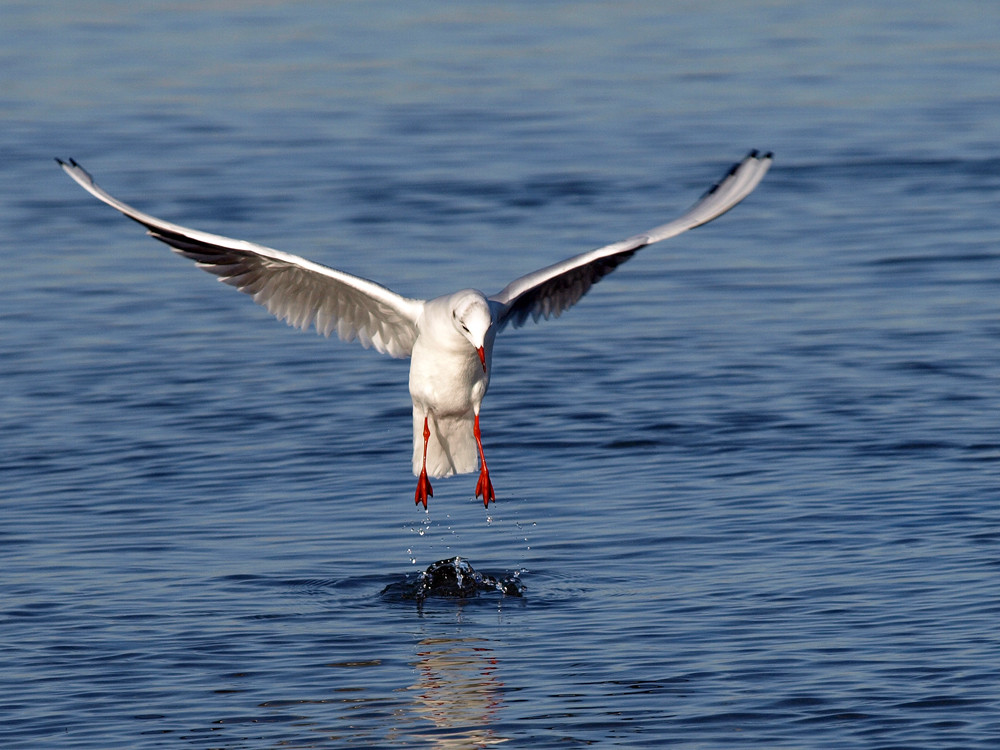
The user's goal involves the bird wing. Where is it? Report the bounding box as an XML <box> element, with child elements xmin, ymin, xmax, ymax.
<box><xmin>57</xmin><ymin>159</ymin><xmax>424</xmax><ymax>358</ymax></box>
<box><xmin>489</xmin><ymin>150</ymin><xmax>772</xmax><ymax>330</ymax></box>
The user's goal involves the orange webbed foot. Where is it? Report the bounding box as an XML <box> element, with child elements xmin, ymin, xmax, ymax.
<box><xmin>475</xmin><ymin>467</ymin><xmax>495</xmax><ymax>508</ymax></box>
<box><xmin>415</xmin><ymin>470</ymin><xmax>433</xmax><ymax>509</ymax></box>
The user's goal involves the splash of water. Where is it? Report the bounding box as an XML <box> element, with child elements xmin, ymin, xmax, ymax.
<box><xmin>382</xmin><ymin>557</ymin><xmax>525</xmax><ymax>602</ymax></box>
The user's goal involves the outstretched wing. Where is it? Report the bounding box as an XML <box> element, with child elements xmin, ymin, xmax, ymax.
<box><xmin>490</xmin><ymin>150</ymin><xmax>772</xmax><ymax>330</ymax></box>
<box><xmin>57</xmin><ymin>159</ymin><xmax>424</xmax><ymax>358</ymax></box>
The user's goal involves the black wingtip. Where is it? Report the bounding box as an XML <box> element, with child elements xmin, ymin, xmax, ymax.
<box><xmin>56</xmin><ymin>157</ymin><xmax>95</xmax><ymax>184</ymax></box>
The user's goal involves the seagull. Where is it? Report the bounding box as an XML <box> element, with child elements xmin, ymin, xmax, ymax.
<box><xmin>57</xmin><ymin>151</ymin><xmax>772</xmax><ymax>509</ymax></box>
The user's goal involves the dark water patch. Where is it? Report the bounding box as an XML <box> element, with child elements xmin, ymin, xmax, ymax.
<box><xmin>852</xmin><ymin>439</ymin><xmax>959</xmax><ymax>457</ymax></box>
<box><xmin>869</xmin><ymin>251</ymin><xmax>1000</xmax><ymax>267</ymax></box>
<box><xmin>604</xmin><ymin>437</ymin><xmax>660</xmax><ymax>450</ymax></box>
<box><xmin>346</xmin><ymin>171</ymin><xmax>614</xmax><ymax>225</ymax></box>
<box><xmin>896</xmin><ymin>695</ymin><xmax>991</xmax><ymax>710</ymax></box>
<box><xmin>885</xmin><ymin>359</ymin><xmax>983</xmax><ymax>379</ymax></box>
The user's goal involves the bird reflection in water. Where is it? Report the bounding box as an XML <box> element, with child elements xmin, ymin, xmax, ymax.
<box><xmin>401</xmin><ymin>637</ymin><xmax>508</xmax><ymax>748</ymax></box>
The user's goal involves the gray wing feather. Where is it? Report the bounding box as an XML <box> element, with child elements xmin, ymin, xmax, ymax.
<box><xmin>57</xmin><ymin>159</ymin><xmax>424</xmax><ymax>358</ymax></box>
<box><xmin>490</xmin><ymin>150</ymin><xmax>772</xmax><ymax>330</ymax></box>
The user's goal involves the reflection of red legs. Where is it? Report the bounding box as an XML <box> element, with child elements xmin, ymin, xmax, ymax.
<box><xmin>473</xmin><ymin>414</ymin><xmax>495</xmax><ymax>507</ymax></box>
<box><xmin>415</xmin><ymin>416</ymin><xmax>433</xmax><ymax>509</ymax></box>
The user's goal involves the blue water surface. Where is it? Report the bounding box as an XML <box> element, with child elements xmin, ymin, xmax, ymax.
<box><xmin>3</xmin><ymin>1</ymin><xmax>1000</xmax><ymax>747</ymax></box>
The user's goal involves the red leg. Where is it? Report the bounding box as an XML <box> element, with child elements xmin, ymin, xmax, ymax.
<box><xmin>415</xmin><ymin>416</ymin><xmax>433</xmax><ymax>509</ymax></box>
<box><xmin>473</xmin><ymin>413</ymin><xmax>495</xmax><ymax>507</ymax></box>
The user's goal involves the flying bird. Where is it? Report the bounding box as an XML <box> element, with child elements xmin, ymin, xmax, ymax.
<box><xmin>57</xmin><ymin>151</ymin><xmax>772</xmax><ymax>509</ymax></box>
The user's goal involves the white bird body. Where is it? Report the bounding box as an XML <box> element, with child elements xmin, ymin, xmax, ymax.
<box><xmin>57</xmin><ymin>151</ymin><xmax>772</xmax><ymax>508</ymax></box>
<box><xmin>409</xmin><ymin>290</ymin><xmax>494</xmax><ymax>479</ymax></box>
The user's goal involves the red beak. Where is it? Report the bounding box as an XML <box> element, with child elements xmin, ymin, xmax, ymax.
<box><xmin>477</xmin><ymin>346</ymin><xmax>486</xmax><ymax>373</ymax></box>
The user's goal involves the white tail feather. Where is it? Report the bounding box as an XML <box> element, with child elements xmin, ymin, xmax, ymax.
<box><xmin>412</xmin><ymin>410</ymin><xmax>479</xmax><ymax>478</ymax></box>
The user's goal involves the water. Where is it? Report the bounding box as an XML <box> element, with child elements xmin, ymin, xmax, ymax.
<box><xmin>4</xmin><ymin>1</ymin><xmax>1000</xmax><ymax>746</ymax></box>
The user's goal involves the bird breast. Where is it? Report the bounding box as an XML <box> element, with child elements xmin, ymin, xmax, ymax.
<box><xmin>409</xmin><ymin>335</ymin><xmax>488</xmax><ymax>413</ymax></box>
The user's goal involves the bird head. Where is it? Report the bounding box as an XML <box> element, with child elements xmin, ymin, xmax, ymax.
<box><xmin>451</xmin><ymin>292</ymin><xmax>493</xmax><ymax>372</ymax></box>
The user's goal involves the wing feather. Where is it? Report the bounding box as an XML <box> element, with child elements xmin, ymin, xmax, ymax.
<box><xmin>490</xmin><ymin>150</ymin><xmax>772</xmax><ymax>330</ymax></box>
<box><xmin>57</xmin><ymin>159</ymin><xmax>424</xmax><ymax>358</ymax></box>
